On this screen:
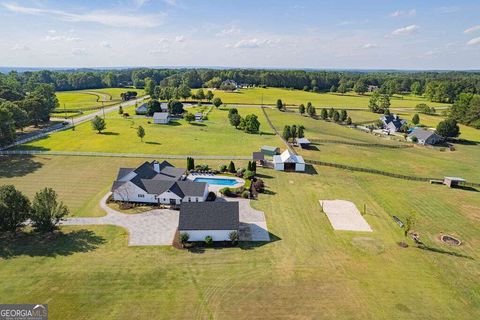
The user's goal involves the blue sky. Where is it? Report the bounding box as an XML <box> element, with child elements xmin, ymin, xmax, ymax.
<box><xmin>0</xmin><ymin>0</ymin><xmax>479</xmax><ymax>69</ymax></box>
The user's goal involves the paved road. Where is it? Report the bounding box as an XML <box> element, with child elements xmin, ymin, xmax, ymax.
<box><xmin>0</xmin><ymin>95</ymin><xmax>149</xmax><ymax>151</ymax></box>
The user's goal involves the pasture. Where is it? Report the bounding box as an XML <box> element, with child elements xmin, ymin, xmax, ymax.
<box><xmin>0</xmin><ymin>155</ymin><xmax>479</xmax><ymax>319</ymax></box>
<box><xmin>212</xmin><ymin>87</ymin><xmax>450</xmax><ymax>109</ymax></box>
<box><xmin>56</xmin><ymin>88</ymin><xmax>145</xmax><ymax>111</ymax></box>
<box><xmin>20</xmin><ymin>106</ymin><xmax>282</xmax><ymax>156</ymax></box>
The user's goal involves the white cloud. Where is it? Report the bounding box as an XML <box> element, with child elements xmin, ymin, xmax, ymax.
<box><xmin>464</xmin><ymin>25</ymin><xmax>480</xmax><ymax>34</ymax></box>
<box><xmin>391</xmin><ymin>25</ymin><xmax>419</xmax><ymax>36</ymax></box>
<box><xmin>44</xmin><ymin>35</ymin><xmax>82</xmax><ymax>42</ymax></box>
<box><xmin>11</xmin><ymin>44</ymin><xmax>30</xmax><ymax>51</ymax></box>
<box><xmin>232</xmin><ymin>38</ymin><xmax>279</xmax><ymax>49</ymax></box>
<box><xmin>175</xmin><ymin>35</ymin><xmax>185</xmax><ymax>42</ymax></box>
<box><xmin>2</xmin><ymin>3</ymin><xmax>165</xmax><ymax>28</ymax></box>
<box><xmin>71</xmin><ymin>48</ymin><xmax>87</xmax><ymax>56</ymax></box>
<box><xmin>100</xmin><ymin>41</ymin><xmax>112</xmax><ymax>48</ymax></box>
<box><xmin>467</xmin><ymin>37</ymin><xmax>480</xmax><ymax>46</ymax></box>
<box><xmin>390</xmin><ymin>9</ymin><xmax>416</xmax><ymax>17</ymax></box>
<box><xmin>437</xmin><ymin>6</ymin><xmax>460</xmax><ymax>14</ymax></box>
<box><xmin>362</xmin><ymin>43</ymin><xmax>378</xmax><ymax>49</ymax></box>
<box><xmin>216</xmin><ymin>26</ymin><xmax>240</xmax><ymax>37</ymax></box>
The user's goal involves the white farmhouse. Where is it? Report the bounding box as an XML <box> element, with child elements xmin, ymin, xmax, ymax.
<box><xmin>153</xmin><ymin>112</ymin><xmax>170</xmax><ymax>124</ymax></box>
<box><xmin>178</xmin><ymin>202</ymin><xmax>239</xmax><ymax>241</ymax></box>
<box><xmin>273</xmin><ymin>150</ymin><xmax>305</xmax><ymax>172</ymax></box>
<box><xmin>111</xmin><ymin>161</ymin><xmax>208</xmax><ymax>205</ymax></box>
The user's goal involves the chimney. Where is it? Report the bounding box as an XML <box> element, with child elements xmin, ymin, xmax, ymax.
<box><xmin>153</xmin><ymin>161</ymin><xmax>160</xmax><ymax>173</ymax></box>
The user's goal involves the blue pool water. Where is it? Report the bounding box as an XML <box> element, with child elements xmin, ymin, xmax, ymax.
<box><xmin>193</xmin><ymin>177</ymin><xmax>238</xmax><ymax>186</ymax></box>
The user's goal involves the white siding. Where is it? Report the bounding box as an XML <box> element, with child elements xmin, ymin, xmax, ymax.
<box><xmin>113</xmin><ymin>182</ymin><xmax>157</xmax><ymax>203</ymax></box>
<box><xmin>295</xmin><ymin>163</ymin><xmax>305</xmax><ymax>172</ymax></box>
<box><xmin>274</xmin><ymin>163</ymin><xmax>284</xmax><ymax>171</ymax></box>
<box><xmin>180</xmin><ymin>230</ymin><xmax>235</xmax><ymax>241</ymax></box>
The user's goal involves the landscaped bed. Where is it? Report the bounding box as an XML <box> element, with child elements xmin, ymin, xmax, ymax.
<box><xmin>440</xmin><ymin>234</ymin><xmax>462</xmax><ymax>246</ymax></box>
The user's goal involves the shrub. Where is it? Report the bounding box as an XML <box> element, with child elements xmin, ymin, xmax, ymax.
<box><xmin>253</xmin><ymin>179</ymin><xmax>265</xmax><ymax>192</ymax></box>
<box><xmin>241</xmin><ymin>191</ymin><xmax>250</xmax><ymax>199</ymax></box>
<box><xmin>30</xmin><ymin>188</ymin><xmax>69</xmax><ymax>233</ymax></box>
<box><xmin>219</xmin><ymin>187</ymin><xmax>233</xmax><ymax>196</ymax></box>
<box><xmin>411</xmin><ymin>136</ymin><xmax>418</xmax><ymax>143</ymax></box>
<box><xmin>179</xmin><ymin>232</ymin><xmax>189</xmax><ymax>247</ymax></box>
<box><xmin>228</xmin><ymin>161</ymin><xmax>236</xmax><ymax>173</ymax></box>
<box><xmin>205</xmin><ymin>235</ymin><xmax>213</xmax><ymax>246</ymax></box>
<box><xmin>219</xmin><ymin>164</ymin><xmax>227</xmax><ymax>172</ymax></box>
<box><xmin>244</xmin><ymin>170</ymin><xmax>255</xmax><ymax>180</ymax></box>
<box><xmin>206</xmin><ymin>191</ymin><xmax>217</xmax><ymax>201</ymax></box>
<box><xmin>229</xmin><ymin>231</ymin><xmax>239</xmax><ymax>245</ymax></box>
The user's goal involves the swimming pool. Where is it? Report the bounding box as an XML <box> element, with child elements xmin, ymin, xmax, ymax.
<box><xmin>193</xmin><ymin>177</ymin><xmax>239</xmax><ymax>186</ymax></box>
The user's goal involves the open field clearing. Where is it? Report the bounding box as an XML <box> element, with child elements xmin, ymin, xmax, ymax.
<box><xmin>18</xmin><ymin>107</ymin><xmax>282</xmax><ymax>156</ymax></box>
<box><xmin>0</xmin><ymin>155</ymin><xmax>479</xmax><ymax>319</ymax></box>
<box><xmin>264</xmin><ymin>108</ymin><xmax>480</xmax><ymax>180</ymax></box>
<box><xmin>212</xmin><ymin>87</ymin><xmax>450</xmax><ymax>109</ymax></box>
<box><xmin>56</xmin><ymin>88</ymin><xmax>144</xmax><ymax>110</ymax></box>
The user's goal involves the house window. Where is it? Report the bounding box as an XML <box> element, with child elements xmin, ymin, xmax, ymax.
<box><xmin>138</xmin><ymin>194</ymin><xmax>145</xmax><ymax>198</ymax></box>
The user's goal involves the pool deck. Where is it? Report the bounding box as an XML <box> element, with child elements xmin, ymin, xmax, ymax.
<box><xmin>186</xmin><ymin>174</ymin><xmax>245</xmax><ymax>192</ymax></box>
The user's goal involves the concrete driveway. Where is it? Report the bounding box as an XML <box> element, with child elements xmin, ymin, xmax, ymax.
<box><xmin>61</xmin><ymin>193</ymin><xmax>179</xmax><ymax>246</ymax></box>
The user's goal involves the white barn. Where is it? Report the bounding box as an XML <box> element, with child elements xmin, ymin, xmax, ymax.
<box><xmin>273</xmin><ymin>150</ymin><xmax>305</xmax><ymax>172</ymax></box>
<box><xmin>153</xmin><ymin>112</ymin><xmax>170</xmax><ymax>124</ymax></box>
<box><xmin>178</xmin><ymin>202</ymin><xmax>239</xmax><ymax>242</ymax></box>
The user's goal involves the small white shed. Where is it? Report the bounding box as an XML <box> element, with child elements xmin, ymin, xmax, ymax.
<box><xmin>273</xmin><ymin>150</ymin><xmax>305</xmax><ymax>172</ymax></box>
<box><xmin>153</xmin><ymin>112</ymin><xmax>170</xmax><ymax>124</ymax></box>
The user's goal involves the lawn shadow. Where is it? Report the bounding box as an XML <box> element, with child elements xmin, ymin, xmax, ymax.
<box><xmin>190</xmin><ymin>122</ymin><xmax>206</xmax><ymax>127</ymax></box>
<box><xmin>166</xmin><ymin>121</ymin><xmax>182</xmax><ymax>126</ymax></box>
<box><xmin>456</xmin><ymin>186</ymin><xmax>479</xmax><ymax>192</ymax></box>
<box><xmin>303</xmin><ymin>145</ymin><xmax>320</xmax><ymax>151</ymax></box>
<box><xmin>262</xmin><ymin>188</ymin><xmax>276</xmax><ymax>195</ymax></box>
<box><xmin>145</xmin><ymin>141</ymin><xmax>161</xmax><ymax>145</ymax></box>
<box><xmin>256</xmin><ymin>173</ymin><xmax>273</xmax><ymax>179</ymax></box>
<box><xmin>0</xmin><ymin>155</ymin><xmax>44</xmax><ymax>178</ymax></box>
<box><xmin>0</xmin><ymin>229</ymin><xmax>106</xmax><ymax>259</ymax></box>
<box><xmin>260</xmin><ymin>132</ymin><xmax>276</xmax><ymax>136</ymax></box>
<box><xmin>100</xmin><ymin>131</ymin><xmax>119</xmax><ymax>136</ymax></box>
<box><xmin>452</xmin><ymin>139</ymin><xmax>479</xmax><ymax>146</ymax></box>
<box><xmin>304</xmin><ymin>164</ymin><xmax>318</xmax><ymax>175</ymax></box>
<box><xmin>239</xmin><ymin>232</ymin><xmax>281</xmax><ymax>250</ymax></box>
<box><xmin>416</xmin><ymin>244</ymin><xmax>474</xmax><ymax>260</ymax></box>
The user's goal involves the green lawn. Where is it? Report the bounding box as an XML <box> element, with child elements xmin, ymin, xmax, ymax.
<box><xmin>264</xmin><ymin>108</ymin><xmax>480</xmax><ymax>181</ymax></box>
<box><xmin>0</xmin><ymin>155</ymin><xmax>479</xmax><ymax>319</ymax></box>
<box><xmin>19</xmin><ymin>107</ymin><xmax>282</xmax><ymax>156</ymax></box>
<box><xmin>212</xmin><ymin>87</ymin><xmax>450</xmax><ymax>109</ymax></box>
<box><xmin>56</xmin><ymin>88</ymin><xmax>145</xmax><ymax>110</ymax></box>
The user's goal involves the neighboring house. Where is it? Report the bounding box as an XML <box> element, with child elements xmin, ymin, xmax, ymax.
<box><xmin>153</xmin><ymin>112</ymin><xmax>170</xmax><ymax>124</ymax></box>
<box><xmin>221</xmin><ymin>79</ymin><xmax>238</xmax><ymax>90</ymax></box>
<box><xmin>135</xmin><ymin>103</ymin><xmax>148</xmax><ymax>115</ymax></box>
<box><xmin>273</xmin><ymin>150</ymin><xmax>305</xmax><ymax>172</ymax></box>
<box><xmin>409</xmin><ymin>128</ymin><xmax>443</xmax><ymax>145</ymax></box>
<box><xmin>261</xmin><ymin>146</ymin><xmax>280</xmax><ymax>156</ymax></box>
<box><xmin>178</xmin><ymin>202</ymin><xmax>239</xmax><ymax>241</ymax></box>
<box><xmin>443</xmin><ymin>177</ymin><xmax>466</xmax><ymax>188</ymax></box>
<box><xmin>195</xmin><ymin>113</ymin><xmax>203</xmax><ymax>122</ymax></box>
<box><xmin>111</xmin><ymin>160</ymin><xmax>208</xmax><ymax>204</ymax></box>
<box><xmin>380</xmin><ymin>114</ymin><xmax>407</xmax><ymax>133</ymax></box>
<box><xmin>368</xmin><ymin>85</ymin><xmax>379</xmax><ymax>92</ymax></box>
<box><xmin>295</xmin><ymin>137</ymin><xmax>311</xmax><ymax>149</ymax></box>
<box><xmin>160</xmin><ymin>102</ymin><xmax>168</xmax><ymax>112</ymax></box>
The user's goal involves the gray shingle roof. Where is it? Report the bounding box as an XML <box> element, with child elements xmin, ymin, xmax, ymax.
<box><xmin>111</xmin><ymin>181</ymin><xmax>126</xmax><ymax>192</ymax></box>
<box><xmin>152</xmin><ymin>166</ymin><xmax>185</xmax><ymax>181</ymax></box>
<box><xmin>176</xmin><ymin>181</ymin><xmax>207</xmax><ymax>197</ymax></box>
<box><xmin>179</xmin><ymin>202</ymin><xmax>240</xmax><ymax>231</ymax></box>
<box><xmin>252</xmin><ymin>152</ymin><xmax>264</xmax><ymax>161</ymax></box>
<box><xmin>409</xmin><ymin>128</ymin><xmax>438</xmax><ymax>141</ymax></box>
<box><xmin>153</xmin><ymin>112</ymin><xmax>169</xmax><ymax>120</ymax></box>
<box><xmin>116</xmin><ymin>168</ymin><xmax>134</xmax><ymax>180</ymax></box>
<box><xmin>140</xmin><ymin>179</ymin><xmax>176</xmax><ymax>195</ymax></box>
<box><xmin>296</xmin><ymin>138</ymin><xmax>310</xmax><ymax>144</ymax></box>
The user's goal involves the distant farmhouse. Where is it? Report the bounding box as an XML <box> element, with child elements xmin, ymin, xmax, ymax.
<box><xmin>153</xmin><ymin>112</ymin><xmax>170</xmax><ymax>124</ymax></box>
<box><xmin>409</xmin><ymin>128</ymin><xmax>443</xmax><ymax>145</ymax></box>
<box><xmin>381</xmin><ymin>114</ymin><xmax>407</xmax><ymax>133</ymax></box>
<box><xmin>179</xmin><ymin>202</ymin><xmax>239</xmax><ymax>241</ymax></box>
<box><xmin>274</xmin><ymin>150</ymin><xmax>305</xmax><ymax>172</ymax></box>
<box><xmin>111</xmin><ymin>161</ymin><xmax>208</xmax><ymax>204</ymax></box>
<box><xmin>368</xmin><ymin>85</ymin><xmax>379</xmax><ymax>92</ymax></box>
<box><xmin>160</xmin><ymin>103</ymin><xmax>169</xmax><ymax>112</ymax></box>
<box><xmin>135</xmin><ymin>103</ymin><xmax>148</xmax><ymax>115</ymax></box>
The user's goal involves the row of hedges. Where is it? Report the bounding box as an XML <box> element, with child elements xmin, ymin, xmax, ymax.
<box><xmin>305</xmin><ymin>159</ymin><xmax>440</xmax><ymax>182</ymax></box>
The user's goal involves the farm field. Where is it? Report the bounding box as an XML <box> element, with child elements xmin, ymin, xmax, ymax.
<box><xmin>212</xmin><ymin>87</ymin><xmax>450</xmax><ymax>109</ymax></box>
<box><xmin>264</xmin><ymin>108</ymin><xmax>480</xmax><ymax>181</ymax></box>
<box><xmin>0</xmin><ymin>155</ymin><xmax>479</xmax><ymax>319</ymax></box>
<box><xmin>56</xmin><ymin>88</ymin><xmax>145</xmax><ymax>110</ymax></box>
<box><xmin>19</xmin><ymin>106</ymin><xmax>282</xmax><ymax>156</ymax></box>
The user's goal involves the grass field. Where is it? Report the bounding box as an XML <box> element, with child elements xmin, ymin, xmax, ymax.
<box><xmin>56</xmin><ymin>88</ymin><xmax>145</xmax><ymax>111</ymax></box>
<box><xmin>264</xmin><ymin>108</ymin><xmax>480</xmax><ymax>181</ymax></box>
<box><xmin>19</xmin><ymin>106</ymin><xmax>282</xmax><ymax>156</ymax></box>
<box><xmin>212</xmin><ymin>87</ymin><xmax>450</xmax><ymax>109</ymax></box>
<box><xmin>0</xmin><ymin>155</ymin><xmax>479</xmax><ymax>319</ymax></box>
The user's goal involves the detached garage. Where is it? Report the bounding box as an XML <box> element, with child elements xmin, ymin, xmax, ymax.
<box><xmin>273</xmin><ymin>150</ymin><xmax>305</xmax><ymax>172</ymax></box>
<box><xmin>178</xmin><ymin>202</ymin><xmax>239</xmax><ymax>241</ymax></box>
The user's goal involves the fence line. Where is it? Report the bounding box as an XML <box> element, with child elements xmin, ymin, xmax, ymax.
<box><xmin>309</xmin><ymin>139</ymin><xmax>413</xmax><ymax>149</ymax></box>
<box><xmin>0</xmin><ymin>150</ymin><xmax>252</xmax><ymax>160</ymax></box>
<box><xmin>261</xmin><ymin>106</ymin><xmax>297</xmax><ymax>155</ymax></box>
